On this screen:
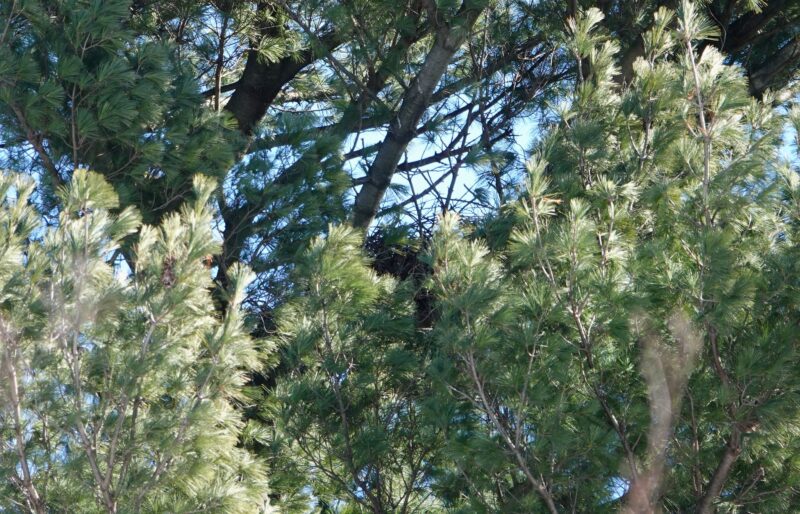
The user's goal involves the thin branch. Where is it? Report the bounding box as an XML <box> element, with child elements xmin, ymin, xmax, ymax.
<box><xmin>1</xmin><ymin>321</ymin><xmax>46</xmax><ymax>514</ymax></box>
<box><xmin>463</xmin><ymin>351</ymin><xmax>559</xmax><ymax>514</ymax></box>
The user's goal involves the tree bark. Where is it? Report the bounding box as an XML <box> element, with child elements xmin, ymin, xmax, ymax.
<box><xmin>224</xmin><ymin>3</ymin><xmax>342</xmax><ymax>134</ymax></box>
<box><xmin>695</xmin><ymin>429</ymin><xmax>742</xmax><ymax>514</ymax></box>
<box><xmin>351</xmin><ymin>1</ymin><xmax>486</xmax><ymax>228</ymax></box>
<box><xmin>748</xmin><ymin>36</ymin><xmax>800</xmax><ymax>97</ymax></box>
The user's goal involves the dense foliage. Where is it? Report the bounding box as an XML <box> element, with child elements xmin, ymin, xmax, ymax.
<box><xmin>261</xmin><ymin>4</ymin><xmax>800</xmax><ymax>512</ymax></box>
<box><xmin>3</xmin><ymin>0</ymin><xmax>799</xmax><ymax>310</ymax></box>
<box><xmin>2</xmin><ymin>0</ymin><xmax>800</xmax><ymax>512</ymax></box>
<box><xmin>0</xmin><ymin>171</ymin><xmax>268</xmax><ymax>512</ymax></box>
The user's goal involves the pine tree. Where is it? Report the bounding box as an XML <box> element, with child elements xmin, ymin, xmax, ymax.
<box><xmin>265</xmin><ymin>3</ymin><xmax>800</xmax><ymax>512</ymax></box>
<box><xmin>423</xmin><ymin>3</ymin><xmax>800</xmax><ymax>512</ymax></box>
<box><xmin>264</xmin><ymin>226</ymin><xmax>443</xmax><ymax>513</ymax></box>
<box><xmin>0</xmin><ymin>0</ymin><xmax>236</xmax><ymax>221</ymax></box>
<box><xmin>4</xmin><ymin>0</ymin><xmax>796</xmax><ymax>314</ymax></box>
<box><xmin>3</xmin><ymin>1</ymin><xmax>800</xmax><ymax>512</ymax></box>
<box><xmin>0</xmin><ymin>170</ymin><xmax>269</xmax><ymax>513</ymax></box>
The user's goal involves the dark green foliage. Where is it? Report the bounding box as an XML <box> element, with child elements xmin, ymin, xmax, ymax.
<box><xmin>0</xmin><ymin>0</ymin><xmax>236</xmax><ymax>220</ymax></box>
<box><xmin>264</xmin><ymin>226</ymin><xmax>443</xmax><ymax>513</ymax></box>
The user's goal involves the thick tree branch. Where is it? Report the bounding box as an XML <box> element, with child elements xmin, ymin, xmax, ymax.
<box><xmin>200</xmin><ymin>80</ymin><xmax>240</xmax><ymax>98</ymax></box>
<box><xmin>696</xmin><ymin>428</ymin><xmax>742</xmax><ymax>514</ymax></box>
<box><xmin>748</xmin><ymin>35</ymin><xmax>800</xmax><ymax>97</ymax></box>
<box><xmin>8</xmin><ymin>102</ymin><xmax>63</xmax><ymax>187</ymax></box>
<box><xmin>218</xmin><ymin>8</ymin><xmax>429</xmax><ymax>277</ymax></box>
<box><xmin>224</xmin><ymin>3</ymin><xmax>342</xmax><ymax>134</ymax></box>
<box><xmin>721</xmin><ymin>0</ymin><xmax>787</xmax><ymax>54</ymax></box>
<box><xmin>351</xmin><ymin>1</ymin><xmax>487</xmax><ymax>228</ymax></box>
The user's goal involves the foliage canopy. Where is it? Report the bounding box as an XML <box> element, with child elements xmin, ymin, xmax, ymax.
<box><xmin>2</xmin><ymin>0</ymin><xmax>800</xmax><ymax>512</ymax></box>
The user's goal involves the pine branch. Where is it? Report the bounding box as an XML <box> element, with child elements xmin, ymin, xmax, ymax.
<box><xmin>352</xmin><ymin>1</ymin><xmax>488</xmax><ymax>228</ymax></box>
<box><xmin>696</xmin><ymin>428</ymin><xmax>742</xmax><ymax>514</ymax></box>
<box><xmin>463</xmin><ymin>350</ymin><xmax>560</xmax><ymax>514</ymax></box>
<box><xmin>224</xmin><ymin>2</ymin><xmax>343</xmax><ymax>134</ymax></box>
<box><xmin>2</xmin><ymin>327</ymin><xmax>46</xmax><ymax>514</ymax></box>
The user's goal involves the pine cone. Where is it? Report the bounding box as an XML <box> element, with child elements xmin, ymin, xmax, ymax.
<box><xmin>161</xmin><ymin>255</ymin><xmax>177</xmax><ymax>288</ymax></box>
